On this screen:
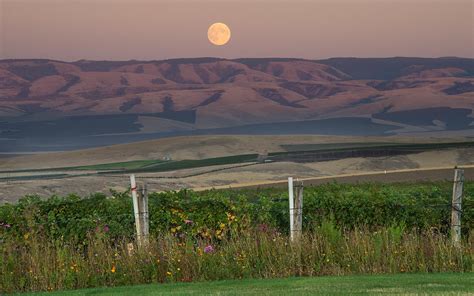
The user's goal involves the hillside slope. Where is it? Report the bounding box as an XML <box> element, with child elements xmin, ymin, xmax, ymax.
<box><xmin>1</xmin><ymin>57</ymin><xmax>473</xmax><ymax>152</ymax></box>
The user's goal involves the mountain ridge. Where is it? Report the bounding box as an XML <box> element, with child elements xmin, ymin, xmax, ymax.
<box><xmin>1</xmin><ymin>57</ymin><xmax>473</xmax><ymax>152</ymax></box>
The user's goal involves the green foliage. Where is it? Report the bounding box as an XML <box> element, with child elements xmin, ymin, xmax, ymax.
<box><xmin>0</xmin><ymin>227</ymin><xmax>472</xmax><ymax>293</ymax></box>
<box><xmin>0</xmin><ymin>182</ymin><xmax>472</xmax><ymax>244</ymax></box>
<box><xmin>0</xmin><ymin>181</ymin><xmax>473</xmax><ymax>293</ymax></box>
<box><xmin>0</xmin><ymin>193</ymin><xmax>135</xmax><ymax>243</ymax></box>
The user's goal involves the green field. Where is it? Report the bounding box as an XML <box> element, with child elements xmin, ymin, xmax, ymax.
<box><xmin>121</xmin><ymin>154</ymin><xmax>259</xmax><ymax>174</ymax></box>
<box><xmin>27</xmin><ymin>273</ymin><xmax>474</xmax><ymax>296</ymax></box>
<box><xmin>3</xmin><ymin>141</ymin><xmax>474</xmax><ymax>179</ymax></box>
<box><xmin>74</xmin><ymin>160</ymin><xmax>165</xmax><ymax>171</ymax></box>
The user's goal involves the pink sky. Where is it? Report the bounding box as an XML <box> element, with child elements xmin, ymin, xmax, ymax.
<box><xmin>1</xmin><ymin>0</ymin><xmax>473</xmax><ymax>61</ymax></box>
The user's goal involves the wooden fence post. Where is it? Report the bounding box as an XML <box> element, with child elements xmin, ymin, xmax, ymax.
<box><xmin>288</xmin><ymin>177</ymin><xmax>294</xmax><ymax>241</ymax></box>
<box><xmin>294</xmin><ymin>180</ymin><xmax>304</xmax><ymax>243</ymax></box>
<box><xmin>130</xmin><ymin>174</ymin><xmax>141</xmax><ymax>243</ymax></box>
<box><xmin>451</xmin><ymin>168</ymin><xmax>464</xmax><ymax>246</ymax></box>
<box><xmin>288</xmin><ymin>177</ymin><xmax>303</xmax><ymax>243</ymax></box>
<box><xmin>138</xmin><ymin>182</ymin><xmax>149</xmax><ymax>246</ymax></box>
<box><xmin>130</xmin><ymin>174</ymin><xmax>149</xmax><ymax>248</ymax></box>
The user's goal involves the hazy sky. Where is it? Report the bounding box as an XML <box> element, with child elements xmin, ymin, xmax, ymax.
<box><xmin>1</xmin><ymin>0</ymin><xmax>473</xmax><ymax>61</ymax></box>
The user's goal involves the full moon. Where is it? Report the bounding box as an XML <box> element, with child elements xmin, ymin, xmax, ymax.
<box><xmin>207</xmin><ymin>23</ymin><xmax>231</xmax><ymax>46</ymax></box>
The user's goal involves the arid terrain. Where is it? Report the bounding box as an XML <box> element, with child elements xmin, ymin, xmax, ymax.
<box><xmin>1</xmin><ymin>134</ymin><xmax>474</xmax><ymax>203</ymax></box>
<box><xmin>0</xmin><ymin>134</ymin><xmax>463</xmax><ymax>170</ymax></box>
<box><xmin>1</xmin><ymin>57</ymin><xmax>473</xmax><ymax>153</ymax></box>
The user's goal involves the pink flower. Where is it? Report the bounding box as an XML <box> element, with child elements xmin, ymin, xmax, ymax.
<box><xmin>204</xmin><ymin>245</ymin><xmax>214</xmax><ymax>253</ymax></box>
<box><xmin>0</xmin><ymin>222</ymin><xmax>11</xmax><ymax>229</ymax></box>
<box><xmin>184</xmin><ymin>219</ymin><xmax>193</xmax><ymax>225</ymax></box>
<box><xmin>103</xmin><ymin>225</ymin><xmax>110</xmax><ymax>232</ymax></box>
<box><xmin>258</xmin><ymin>223</ymin><xmax>269</xmax><ymax>232</ymax></box>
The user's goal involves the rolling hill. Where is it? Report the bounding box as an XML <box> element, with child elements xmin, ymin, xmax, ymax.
<box><xmin>0</xmin><ymin>57</ymin><xmax>473</xmax><ymax>152</ymax></box>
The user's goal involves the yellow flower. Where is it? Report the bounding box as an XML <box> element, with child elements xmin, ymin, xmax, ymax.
<box><xmin>23</xmin><ymin>233</ymin><xmax>30</xmax><ymax>240</ymax></box>
<box><xmin>111</xmin><ymin>265</ymin><xmax>116</xmax><ymax>273</ymax></box>
<box><xmin>177</xmin><ymin>268</ymin><xmax>181</xmax><ymax>271</ymax></box>
<box><xmin>171</xmin><ymin>227</ymin><xmax>177</xmax><ymax>233</ymax></box>
<box><xmin>166</xmin><ymin>271</ymin><xmax>172</xmax><ymax>276</ymax></box>
<box><xmin>219</xmin><ymin>223</ymin><xmax>226</xmax><ymax>229</ymax></box>
<box><xmin>156</xmin><ymin>259</ymin><xmax>160</xmax><ymax>264</ymax></box>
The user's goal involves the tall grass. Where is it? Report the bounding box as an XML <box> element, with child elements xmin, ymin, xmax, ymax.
<box><xmin>1</xmin><ymin>223</ymin><xmax>472</xmax><ymax>293</ymax></box>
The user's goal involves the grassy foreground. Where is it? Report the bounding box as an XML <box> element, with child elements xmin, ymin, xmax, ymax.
<box><xmin>1</xmin><ymin>182</ymin><xmax>474</xmax><ymax>293</ymax></box>
<box><xmin>27</xmin><ymin>273</ymin><xmax>474</xmax><ymax>295</ymax></box>
<box><xmin>2</xmin><ymin>226</ymin><xmax>472</xmax><ymax>293</ymax></box>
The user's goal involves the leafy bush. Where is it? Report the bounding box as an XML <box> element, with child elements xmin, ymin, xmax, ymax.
<box><xmin>0</xmin><ymin>182</ymin><xmax>473</xmax><ymax>293</ymax></box>
<box><xmin>0</xmin><ymin>182</ymin><xmax>472</xmax><ymax>244</ymax></box>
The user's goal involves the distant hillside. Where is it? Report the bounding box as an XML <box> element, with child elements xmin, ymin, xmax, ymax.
<box><xmin>0</xmin><ymin>57</ymin><xmax>473</xmax><ymax>152</ymax></box>
<box><xmin>317</xmin><ymin>57</ymin><xmax>474</xmax><ymax>80</ymax></box>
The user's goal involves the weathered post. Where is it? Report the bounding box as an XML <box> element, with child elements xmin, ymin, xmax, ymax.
<box><xmin>138</xmin><ymin>182</ymin><xmax>150</xmax><ymax>246</ymax></box>
<box><xmin>294</xmin><ymin>180</ymin><xmax>304</xmax><ymax>243</ymax></box>
<box><xmin>130</xmin><ymin>174</ymin><xmax>141</xmax><ymax>243</ymax></box>
<box><xmin>451</xmin><ymin>168</ymin><xmax>464</xmax><ymax>246</ymax></box>
<box><xmin>130</xmin><ymin>175</ymin><xmax>150</xmax><ymax>247</ymax></box>
<box><xmin>289</xmin><ymin>177</ymin><xmax>304</xmax><ymax>243</ymax></box>
<box><xmin>288</xmin><ymin>177</ymin><xmax>294</xmax><ymax>241</ymax></box>
<box><xmin>289</xmin><ymin>178</ymin><xmax>304</xmax><ymax>274</ymax></box>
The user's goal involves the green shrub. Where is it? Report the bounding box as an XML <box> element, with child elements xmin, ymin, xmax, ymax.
<box><xmin>0</xmin><ymin>182</ymin><xmax>472</xmax><ymax>244</ymax></box>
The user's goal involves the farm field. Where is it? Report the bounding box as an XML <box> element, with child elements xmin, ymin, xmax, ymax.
<box><xmin>2</xmin><ymin>136</ymin><xmax>474</xmax><ymax>202</ymax></box>
<box><xmin>4</xmin><ymin>140</ymin><xmax>474</xmax><ymax>175</ymax></box>
<box><xmin>0</xmin><ymin>135</ymin><xmax>470</xmax><ymax>171</ymax></box>
<box><xmin>27</xmin><ymin>273</ymin><xmax>474</xmax><ymax>296</ymax></box>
